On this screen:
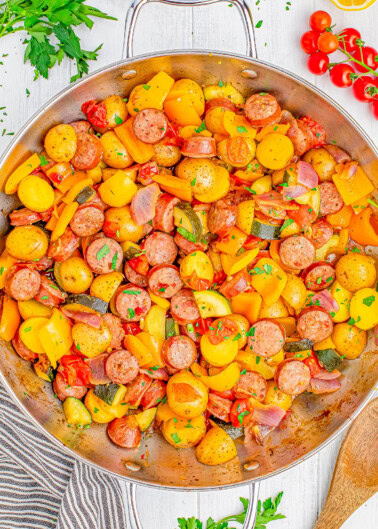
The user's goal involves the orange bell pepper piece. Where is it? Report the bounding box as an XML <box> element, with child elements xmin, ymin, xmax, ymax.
<box><xmin>326</xmin><ymin>204</ymin><xmax>353</xmax><ymax>228</ymax></box>
<box><xmin>0</xmin><ymin>295</ymin><xmax>20</xmax><ymax>341</ymax></box>
<box><xmin>231</xmin><ymin>291</ymin><xmax>262</xmax><ymax>324</ymax></box>
<box><xmin>349</xmin><ymin>208</ymin><xmax>378</xmax><ymax>247</ymax></box>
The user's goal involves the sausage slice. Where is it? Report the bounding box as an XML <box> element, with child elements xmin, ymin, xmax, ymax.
<box><xmin>162</xmin><ymin>335</ymin><xmax>197</xmax><ymax>370</ymax></box>
<box><xmin>115</xmin><ymin>285</ymin><xmax>151</xmax><ymax>322</ymax></box>
<box><xmin>275</xmin><ymin>360</ymin><xmax>311</xmax><ymax>395</ymax></box>
<box><xmin>105</xmin><ymin>349</ymin><xmax>139</xmax><ymax>384</ymax></box>
<box><xmin>279</xmin><ymin>235</ymin><xmax>315</xmax><ymax>270</ymax></box>
<box><xmin>247</xmin><ymin>319</ymin><xmax>286</xmax><ymax>358</ymax></box>
<box><xmin>170</xmin><ymin>288</ymin><xmax>200</xmax><ymax>325</ymax></box>
<box><xmin>144</xmin><ymin>231</ymin><xmax>178</xmax><ymax>266</ymax></box>
<box><xmin>132</xmin><ymin>109</ymin><xmax>168</xmax><ymax>144</ymax></box>
<box><xmin>86</xmin><ymin>237</ymin><xmax>123</xmax><ymax>274</ymax></box>
<box><xmin>297</xmin><ymin>307</ymin><xmax>333</xmax><ymax>343</ymax></box>
<box><xmin>4</xmin><ymin>265</ymin><xmax>41</xmax><ymax>301</ymax></box>
<box><xmin>234</xmin><ymin>371</ymin><xmax>268</xmax><ymax>402</ymax></box>
<box><xmin>107</xmin><ymin>416</ymin><xmax>141</xmax><ymax>448</ymax></box>
<box><xmin>244</xmin><ymin>93</ymin><xmax>281</xmax><ymax>127</ymax></box>
<box><xmin>70</xmin><ymin>206</ymin><xmax>104</xmax><ymax>237</ymax></box>
<box><xmin>148</xmin><ymin>265</ymin><xmax>183</xmax><ymax>299</ymax></box>
<box><xmin>71</xmin><ymin>132</ymin><xmax>103</xmax><ymax>171</ymax></box>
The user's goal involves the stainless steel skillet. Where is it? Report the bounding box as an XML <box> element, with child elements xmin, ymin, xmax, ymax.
<box><xmin>0</xmin><ymin>0</ymin><xmax>377</xmax><ymax>526</ymax></box>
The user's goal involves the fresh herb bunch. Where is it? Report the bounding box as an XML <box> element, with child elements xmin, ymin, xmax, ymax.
<box><xmin>0</xmin><ymin>0</ymin><xmax>117</xmax><ymax>82</ymax></box>
<box><xmin>177</xmin><ymin>492</ymin><xmax>285</xmax><ymax>529</ymax></box>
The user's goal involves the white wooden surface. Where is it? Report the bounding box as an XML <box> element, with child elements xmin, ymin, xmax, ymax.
<box><xmin>0</xmin><ymin>0</ymin><xmax>377</xmax><ymax>527</ymax></box>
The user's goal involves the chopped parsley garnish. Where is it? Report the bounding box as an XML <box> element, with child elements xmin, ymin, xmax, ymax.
<box><xmin>96</xmin><ymin>243</ymin><xmax>110</xmax><ymax>260</ymax></box>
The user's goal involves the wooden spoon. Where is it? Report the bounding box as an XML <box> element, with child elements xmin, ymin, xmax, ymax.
<box><xmin>313</xmin><ymin>397</ymin><xmax>378</xmax><ymax>529</ymax></box>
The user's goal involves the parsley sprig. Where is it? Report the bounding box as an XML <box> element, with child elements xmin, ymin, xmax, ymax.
<box><xmin>177</xmin><ymin>492</ymin><xmax>285</xmax><ymax>529</ymax></box>
<box><xmin>0</xmin><ymin>0</ymin><xmax>117</xmax><ymax>82</ymax></box>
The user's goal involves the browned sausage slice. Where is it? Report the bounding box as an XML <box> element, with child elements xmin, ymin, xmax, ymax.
<box><xmin>115</xmin><ymin>285</ymin><xmax>151</xmax><ymax>322</ymax></box>
<box><xmin>180</xmin><ymin>137</ymin><xmax>217</xmax><ymax>158</ymax></box>
<box><xmin>107</xmin><ymin>416</ymin><xmax>141</xmax><ymax>448</ymax></box>
<box><xmin>153</xmin><ymin>193</ymin><xmax>180</xmax><ymax>233</ymax></box>
<box><xmin>233</xmin><ymin>371</ymin><xmax>268</xmax><ymax>402</ymax></box>
<box><xmin>86</xmin><ymin>237</ymin><xmax>123</xmax><ymax>274</ymax></box>
<box><xmin>124</xmin><ymin>261</ymin><xmax>148</xmax><ymax>287</ymax></box>
<box><xmin>208</xmin><ymin>196</ymin><xmax>236</xmax><ymax>238</ymax></box>
<box><xmin>144</xmin><ymin>231</ymin><xmax>178</xmax><ymax>266</ymax></box>
<box><xmin>206</xmin><ymin>393</ymin><xmax>232</xmax><ymax>422</ymax></box>
<box><xmin>85</xmin><ymin>353</ymin><xmax>111</xmax><ymax>385</ymax></box>
<box><xmin>47</xmin><ymin>227</ymin><xmax>80</xmax><ymax>262</ymax></box>
<box><xmin>71</xmin><ymin>132</ymin><xmax>103</xmax><ymax>171</ymax></box>
<box><xmin>297</xmin><ymin>306</ymin><xmax>333</xmax><ymax>343</ymax></box>
<box><xmin>141</xmin><ymin>379</ymin><xmax>166</xmax><ymax>410</ymax></box>
<box><xmin>9</xmin><ymin>208</ymin><xmax>41</xmax><ymax>226</ymax></box>
<box><xmin>162</xmin><ymin>335</ymin><xmax>197</xmax><ymax>370</ymax></box>
<box><xmin>303</xmin><ymin>262</ymin><xmax>335</xmax><ymax>291</ymax></box>
<box><xmin>125</xmin><ymin>373</ymin><xmax>152</xmax><ymax>406</ymax></box>
<box><xmin>12</xmin><ymin>331</ymin><xmax>37</xmax><ymax>361</ymax></box>
<box><xmin>174</xmin><ymin>232</ymin><xmax>208</xmax><ymax>255</ymax></box>
<box><xmin>170</xmin><ymin>288</ymin><xmax>200</xmax><ymax>324</ymax></box>
<box><xmin>132</xmin><ymin>109</ymin><xmax>168</xmax><ymax>144</ymax></box>
<box><xmin>319</xmin><ymin>182</ymin><xmax>344</xmax><ymax>216</ymax></box>
<box><xmin>69</xmin><ymin>120</ymin><xmax>91</xmax><ymax>134</ymax></box>
<box><xmin>244</xmin><ymin>93</ymin><xmax>281</xmax><ymax>127</ymax></box>
<box><xmin>275</xmin><ymin>359</ymin><xmax>311</xmax><ymax>395</ymax></box>
<box><xmin>70</xmin><ymin>205</ymin><xmax>104</xmax><ymax>237</ymax></box>
<box><xmin>148</xmin><ymin>265</ymin><xmax>183</xmax><ymax>299</ymax></box>
<box><xmin>105</xmin><ymin>349</ymin><xmax>139</xmax><ymax>384</ymax></box>
<box><xmin>53</xmin><ymin>372</ymin><xmax>88</xmax><ymax>401</ymax></box>
<box><xmin>247</xmin><ymin>319</ymin><xmax>286</xmax><ymax>358</ymax></box>
<box><xmin>4</xmin><ymin>265</ymin><xmax>41</xmax><ymax>301</ymax></box>
<box><xmin>279</xmin><ymin>235</ymin><xmax>315</xmax><ymax>270</ymax></box>
<box><xmin>309</xmin><ymin>220</ymin><xmax>333</xmax><ymax>249</ymax></box>
<box><xmin>103</xmin><ymin>313</ymin><xmax>125</xmax><ymax>349</ymax></box>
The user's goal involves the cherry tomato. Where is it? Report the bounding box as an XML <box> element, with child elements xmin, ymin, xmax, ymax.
<box><xmin>303</xmin><ymin>352</ymin><xmax>322</xmax><ymax>378</ymax></box>
<box><xmin>338</xmin><ymin>28</ymin><xmax>362</xmax><ymax>53</ymax></box>
<box><xmin>309</xmin><ymin>11</ymin><xmax>332</xmax><ymax>33</ymax></box>
<box><xmin>307</xmin><ymin>52</ymin><xmax>329</xmax><ymax>75</ymax></box>
<box><xmin>351</xmin><ymin>46</ymin><xmax>378</xmax><ymax>73</ymax></box>
<box><xmin>81</xmin><ymin>100</ymin><xmax>108</xmax><ymax>129</ymax></box>
<box><xmin>122</xmin><ymin>322</ymin><xmax>141</xmax><ymax>335</ymax></box>
<box><xmin>317</xmin><ymin>32</ymin><xmax>339</xmax><ymax>54</ymax></box>
<box><xmin>194</xmin><ymin>318</ymin><xmax>212</xmax><ymax>336</ymax></box>
<box><xmin>58</xmin><ymin>355</ymin><xmax>91</xmax><ymax>386</ymax></box>
<box><xmin>230</xmin><ymin>399</ymin><xmax>253</xmax><ymax>428</ymax></box>
<box><xmin>372</xmin><ymin>100</ymin><xmax>378</xmax><ymax>120</ymax></box>
<box><xmin>330</xmin><ymin>64</ymin><xmax>355</xmax><ymax>88</ymax></box>
<box><xmin>300</xmin><ymin>31</ymin><xmax>320</xmax><ymax>54</ymax></box>
<box><xmin>288</xmin><ymin>204</ymin><xmax>318</xmax><ymax>231</ymax></box>
<box><xmin>352</xmin><ymin>76</ymin><xmax>378</xmax><ymax>103</ymax></box>
<box><xmin>128</xmin><ymin>254</ymin><xmax>149</xmax><ymax>275</ymax></box>
<box><xmin>207</xmin><ymin>317</ymin><xmax>239</xmax><ymax>346</ymax></box>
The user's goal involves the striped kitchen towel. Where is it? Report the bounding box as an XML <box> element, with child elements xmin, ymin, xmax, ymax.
<box><xmin>0</xmin><ymin>384</ymin><xmax>128</xmax><ymax>529</ymax></box>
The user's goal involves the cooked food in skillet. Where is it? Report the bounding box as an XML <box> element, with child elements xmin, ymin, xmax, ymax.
<box><xmin>1</xmin><ymin>72</ymin><xmax>377</xmax><ymax>466</ymax></box>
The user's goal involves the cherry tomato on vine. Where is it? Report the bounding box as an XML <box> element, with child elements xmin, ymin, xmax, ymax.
<box><xmin>351</xmin><ymin>46</ymin><xmax>378</xmax><ymax>73</ymax></box>
<box><xmin>300</xmin><ymin>31</ymin><xmax>320</xmax><ymax>54</ymax></box>
<box><xmin>352</xmin><ymin>76</ymin><xmax>378</xmax><ymax>103</ymax></box>
<box><xmin>372</xmin><ymin>100</ymin><xmax>378</xmax><ymax>120</ymax></box>
<box><xmin>338</xmin><ymin>28</ymin><xmax>362</xmax><ymax>53</ymax></box>
<box><xmin>309</xmin><ymin>11</ymin><xmax>332</xmax><ymax>33</ymax></box>
<box><xmin>318</xmin><ymin>32</ymin><xmax>339</xmax><ymax>54</ymax></box>
<box><xmin>307</xmin><ymin>52</ymin><xmax>329</xmax><ymax>75</ymax></box>
<box><xmin>330</xmin><ymin>64</ymin><xmax>355</xmax><ymax>88</ymax></box>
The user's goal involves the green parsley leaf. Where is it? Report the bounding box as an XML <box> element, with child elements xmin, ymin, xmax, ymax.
<box><xmin>236</xmin><ymin>126</ymin><xmax>247</xmax><ymax>134</ymax></box>
<box><xmin>280</xmin><ymin>218</ymin><xmax>294</xmax><ymax>232</ymax></box>
<box><xmin>143</xmin><ymin>84</ymin><xmax>151</xmax><ymax>90</ymax></box>
<box><xmin>96</xmin><ymin>243</ymin><xmax>110</xmax><ymax>260</ymax></box>
<box><xmin>127</xmin><ymin>308</ymin><xmax>136</xmax><ymax>319</ymax></box>
<box><xmin>111</xmin><ymin>251</ymin><xmax>118</xmax><ymax>270</ymax></box>
<box><xmin>362</xmin><ymin>295</ymin><xmax>375</xmax><ymax>307</ymax></box>
<box><xmin>114</xmin><ymin>114</ymin><xmax>123</xmax><ymax>125</ymax></box>
<box><xmin>194</xmin><ymin>121</ymin><xmax>206</xmax><ymax>134</ymax></box>
<box><xmin>177</xmin><ymin>227</ymin><xmax>196</xmax><ymax>243</ymax></box>
<box><xmin>171</xmin><ymin>432</ymin><xmax>181</xmax><ymax>444</ymax></box>
<box><xmin>123</xmin><ymin>290</ymin><xmax>141</xmax><ymax>295</ymax></box>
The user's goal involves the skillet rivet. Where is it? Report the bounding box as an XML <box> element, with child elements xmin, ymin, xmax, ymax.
<box><xmin>122</xmin><ymin>70</ymin><xmax>137</xmax><ymax>80</ymax></box>
<box><xmin>241</xmin><ymin>69</ymin><xmax>258</xmax><ymax>79</ymax></box>
<box><xmin>124</xmin><ymin>461</ymin><xmax>141</xmax><ymax>471</ymax></box>
<box><xmin>244</xmin><ymin>461</ymin><xmax>259</xmax><ymax>471</ymax></box>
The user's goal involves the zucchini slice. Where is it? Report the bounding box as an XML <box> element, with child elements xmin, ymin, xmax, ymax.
<box><xmin>122</xmin><ymin>242</ymin><xmax>141</xmax><ymax>261</ymax></box>
<box><xmin>165</xmin><ymin>318</ymin><xmax>179</xmax><ymax>338</ymax></box>
<box><xmin>251</xmin><ymin>219</ymin><xmax>281</xmax><ymax>240</ymax></box>
<box><xmin>211</xmin><ymin>418</ymin><xmax>243</xmax><ymax>439</ymax></box>
<box><xmin>173</xmin><ymin>202</ymin><xmax>202</xmax><ymax>240</ymax></box>
<box><xmin>314</xmin><ymin>349</ymin><xmax>343</xmax><ymax>373</ymax></box>
<box><xmin>93</xmin><ymin>383</ymin><xmax>127</xmax><ymax>406</ymax></box>
<box><xmin>135</xmin><ymin>407</ymin><xmax>157</xmax><ymax>431</ymax></box>
<box><xmin>65</xmin><ymin>294</ymin><xmax>108</xmax><ymax>315</ymax></box>
<box><xmin>63</xmin><ymin>397</ymin><xmax>92</xmax><ymax>426</ymax></box>
<box><xmin>284</xmin><ymin>339</ymin><xmax>314</xmax><ymax>353</ymax></box>
<box><xmin>75</xmin><ymin>185</ymin><xmax>96</xmax><ymax>205</ymax></box>
<box><xmin>193</xmin><ymin>290</ymin><xmax>231</xmax><ymax>318</ymax></box>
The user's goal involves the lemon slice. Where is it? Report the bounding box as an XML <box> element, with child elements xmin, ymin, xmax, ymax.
<box><xmin>329</xmin><ymin>0</ymin><xmax>376</xmax><ymax>10</ymax></box>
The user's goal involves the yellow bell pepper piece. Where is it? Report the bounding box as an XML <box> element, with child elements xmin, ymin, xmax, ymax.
<box><xmin>18</xmin><ymin>299</ymin><xmax>52</xmax><ymax>320</ymax></box>
<box><xmin>200</xmin><ymin>334</ymin><xmax>238</xmax><ymax>367</ymax></box>
<box><xmin>141</xmin><ymin>305</ymin><xmax>167</xmax><ymax>345</ymax></box>
<box><xmin>115</xmin><ymin>118</ymin><xmax>155</xmax><ymax>164</ymax></box>
<box><xmin>38</xmin><ymin>309</ymin><xmax>73</xmax><ymax>368</ymax></box>
<box><xmin>164</xmin><ymin>95</ymin><xmax>202</xmax><ymax>127</ymax></box>
<box><xmin>236</xmin><ymin>351</ymin><xmax>276</xmax><ymax>380</ymax></box>
<box><xmin>190</xmin><ymin>362</ymin><xmax>207</xmax><ymax>379</ymax></box>
<box><xmin>256</xmin><ymin>123</ymin><xmax>289</xmax><ymax>141</ymax></box>
<box><xmin>250</xmin><ymin>258</ymin><xmax>287</xmax><ymax>307</ymax></box>
<box><xmin>152</xmin><ymin>173</ymin><xmax>192</xmax><ymax>202</ymax></box>
<box><xmin>86</xmin><ymin>164</ymin><xmax>102</xmax><ymax>184</ymax></box>
<box><xmin>155</xmin><ymin>402</ymin><xmax>179</xmax><ymax>425</ymax></box>
<box><xmin>138</xmin><ymin>331</ymin><xmax>165</xmax><ymax>369</ymax></box>
<box><xmin>51</xmin><ymin>202</ymin><xmax>79</xmax><ymax>241</ymax></box>
<box><xmin>99</xmin><ymin>170</ymin><xmax>137</xmax><ymax>207</ymax></box>
<box><xmin>275</xmin><ymin>316</ymin><xmax>297</xmax><ymax>337</ymax></box>
<box><xmin>0</xmin><ymin>250</ymin><xmax>18</xmax><ymax>289</ymax></box>
<box><xmin>55</xmin><ymin>170</ymin><xmax>87</xmax><ymax>193</ymax></box>
<box><xmin>215</xmin><ymin>226</ymin><xmax>247</xmax><ymax>255</ymax></box>
<box><xmin>0</xmin><ymin>295</ymin><xmax>20</xmax><ymax>341</ymax></box>
<box><xmin>251</xmin><ymin>174</ymin><xmax>272</xmax><ymax>195</ymax></box>
<box><xmin>349</xmin><ymin>207</ymin><xmax>378</xmax><ymax>246</ymax></box>
<box><xmin>265</xmin><ymin>349</ymin><xmax>285</xmax><ymax>366</ymax></box>
<box><xmin>223</xmin><ymin>111</ymin><xmax>257</xmax><ymax>139</ymax></box>
<box><xmin>236</xmin><ymin>199</ymin><xmax>255</xmax><ymax>234</ymax></box>
<box><xmin>127</xmin><ymin>72</ymin><xmax>175</xmax><ymax>116</ymax></box>
<box><xmin>179</xmin><ymin>126</ymin><xmax>212</xmax><ymax>139</ymax></box>
<box><xmin>313</xmin><ymin>336</ymin><xmax>336</xmax><ymax>351</ymax></box>
<box><xmin>231</xmin><ymin>291</ymin><xmax>262</xmax><ymax>324</ymax></box>
<box><xmin>221</xmin><ymin>248</ymin><xmax>259</xmax><ymax>276</ymax></box>
<box><xmin>19</xmin><ymin>317</ymin><xmax>49</xmax><ymax>355</ymax></box>
<box><xmin>4</xmin><ymin>153</ymin><xmax>41</xmax><ymax>193</ymax></box>
<box><xmin>123</xmin><ymin>333</ymin><xmax>153</xmax><ymax>366</ymax></box>
<box><xmin>332</xmin><ymin>164</ymin><xmax>374</xmax><ymax>206</ymax></box>
<box><xmin>148</xmin><ymin>288</ymin><xmax>171</xmax><ymax>309</ymax></box>
<box><xmin>62</xmin><ymin>177</ymin><xmax>93</xmax><ymax>205</ymax></box>
<box><xmin>201</xmin><ymin>362</ymin><xmax>240</xmax><ymax>392</ymax></box>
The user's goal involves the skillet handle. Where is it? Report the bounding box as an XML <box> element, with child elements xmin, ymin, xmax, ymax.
<box><xmin>125</xmin><ymin>481</ymin><xmax>261</xmax><ymax>528</ymax></box>
<box><xmin>125</xmin><ymin>0</ymin><xmax>257</xmax><ymax>59</ymax></box>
